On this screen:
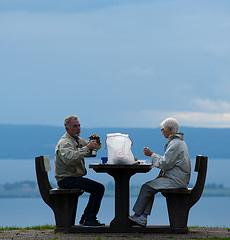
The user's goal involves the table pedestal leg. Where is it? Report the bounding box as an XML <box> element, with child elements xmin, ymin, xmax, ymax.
<box><xmin>109</xmin><ymin>172</ymin><xmax>133</xmax><ymax>230</ymax></box>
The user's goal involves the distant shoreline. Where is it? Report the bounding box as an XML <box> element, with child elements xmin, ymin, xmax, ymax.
<box><xmin>1</xmin><ymin>180</ymin><xmax>230</xmax><ymax>198</ymax></box>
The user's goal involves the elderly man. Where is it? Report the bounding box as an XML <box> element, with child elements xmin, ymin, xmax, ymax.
<box><xmin>55</xmin><ymin>115</ymin><xmax>105</xmax><ymax>227</ymax></box>
<box><xmin>129</xmin><ymin>117</ymin><xmax>191</xmax><ymax>227</ymax></box>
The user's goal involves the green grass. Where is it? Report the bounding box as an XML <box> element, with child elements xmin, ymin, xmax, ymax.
<box><xmin>0</xmin><ymin>224</ymin><xmax>54</xmax><ymax>230</ymax></box>
<box><xmin>189</xmin><ymin>226</ymin><xmax>229</xmax><ymax>230</ymax></box>
<box><xmin>190</xmin><ymin>238</ymin><xmax>230</xmax><ymax>240</ymax></box>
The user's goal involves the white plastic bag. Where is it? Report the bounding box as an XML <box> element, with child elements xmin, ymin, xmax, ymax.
<box><xmin>106</xmin><ymin>133</ymin><xmax>136</xmax><ymax>164</ymax></box>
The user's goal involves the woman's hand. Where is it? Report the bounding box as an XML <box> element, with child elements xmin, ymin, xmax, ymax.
<box><xmin>143</xmin><ymin>147</ymin><xmax>153</xmax><ymax>157</ymax></box>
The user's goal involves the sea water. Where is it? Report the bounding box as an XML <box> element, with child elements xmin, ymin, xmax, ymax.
<box><xmin>0</xmin><ymin>158</ymin><xmax>229</xmax><ymax>227</ymax></box>
<box><xmin>0</xmin><ymin>196</ymin><xmax>229</xmax><ymax>227</ymax></box>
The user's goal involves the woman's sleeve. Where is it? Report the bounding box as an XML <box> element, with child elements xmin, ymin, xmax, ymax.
<box><xmin>151</xmin><ymin>140</ymin><xmax>180</xmax><ymax>170</ymax></box>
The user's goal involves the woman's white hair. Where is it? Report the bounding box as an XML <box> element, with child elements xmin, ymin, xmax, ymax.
<box><xmin>160</xmin><ymin>117</ymin><xmax>180</xmax><ymax>133</ymax></box>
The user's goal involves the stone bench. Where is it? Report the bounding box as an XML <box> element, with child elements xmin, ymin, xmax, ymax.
<box><xmin>159</xmin><ymin>155</ymin><xmax>208</xmax><ymax>233</ymax></box>
<box><xmin>35</xmin><ymin>156</ymin><xmax>83</xmax><ymax>231</ymax></box>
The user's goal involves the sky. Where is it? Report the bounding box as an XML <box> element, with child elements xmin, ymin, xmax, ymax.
<box><xmin>1</xmin><ymin>0</ymin><xmax>230</xmax><ymax>128</ymax></box>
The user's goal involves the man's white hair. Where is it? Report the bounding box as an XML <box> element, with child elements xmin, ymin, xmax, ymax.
<box><xmin>64</xmin><ymin>115</ymin><xmax>79</xmax><ymax>129</ymax></box>
<box><xmin>160</xmin><ymin>117</ymin><xmax>180</xmax><ymax>133</ymax></box>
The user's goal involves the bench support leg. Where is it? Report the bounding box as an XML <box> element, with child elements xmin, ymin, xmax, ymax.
<box><xmin>51</xmin><ymin>194</ymin><xmax>79</xmax><ymax>229</ymax></box>
<box><xmin>165</xmin><ymin>194</ymin><xmax>190</xmax><ymax>232</ymax></box>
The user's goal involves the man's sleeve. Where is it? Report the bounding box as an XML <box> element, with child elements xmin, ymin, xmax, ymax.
<box><xmin>58</xmin><ymin>141</ymin><xmax>90</xmax><ymax>165</ymax></box>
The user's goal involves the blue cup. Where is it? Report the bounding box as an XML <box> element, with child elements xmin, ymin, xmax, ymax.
<box><xmin>101</xmin><ymin>157</ymin><xmax>108</xmax><ymax>164</ymax></box>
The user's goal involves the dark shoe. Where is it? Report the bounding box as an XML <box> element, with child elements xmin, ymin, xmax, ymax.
<box><xmin>79</xmin><ymin>215</ymin><xmax>85</xmax><ymax>225</ymax></box>
<box><xmin>83</xmin><ymin>219</ymin><xmax>105</xmax><ymax>227</ymax></box>
<box><xmin>128</xmin><ymin>215</ymin><xmax>147</xmax><ymax>227</ymax></box>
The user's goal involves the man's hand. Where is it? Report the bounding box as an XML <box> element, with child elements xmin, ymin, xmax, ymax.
<box><xmin>143</xmin><ymin>147</ymin><xmax>153</xmax><ymax>157</ymax></box>
<box><xmin>88</xmin><ymin>134</ymin><xmax>101</xmax><ymax>150</ymax></box>
<box><xmin>87</xmin><ymin>141</ymin><xmax>100</xmax><ymax>150</ymax></box>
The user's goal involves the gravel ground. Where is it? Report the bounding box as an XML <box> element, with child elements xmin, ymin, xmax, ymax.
<box><xmin>0</xmin><ymin>228</ymin><xmax>230</xmax><ymax>240</ymax></box>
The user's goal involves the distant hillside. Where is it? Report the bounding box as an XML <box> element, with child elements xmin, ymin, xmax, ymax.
<box><xmin>0</xmin><ymin>124</ymin><xmax>230</xmax><ymax>159</ymax></box>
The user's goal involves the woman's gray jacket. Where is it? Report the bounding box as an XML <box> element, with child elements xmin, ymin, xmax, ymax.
<box><xmin>146</xmin><ymin>133</ymin><xmax>191</xmax><ymax>189</ymax></box>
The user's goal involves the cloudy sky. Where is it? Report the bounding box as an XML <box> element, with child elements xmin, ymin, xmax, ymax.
<box><xmin>1</xmin><ymin>0</ymin><xmax>230</xmax><ymax>128</ymax></box>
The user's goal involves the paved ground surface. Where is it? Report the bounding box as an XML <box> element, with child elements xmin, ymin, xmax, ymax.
<box><xmin>0</xmin><ymin>228</ymin><xmax>230</xmax><ymax>240</ymax></box>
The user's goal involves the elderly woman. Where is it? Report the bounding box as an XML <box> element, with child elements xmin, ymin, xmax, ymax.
<box><xmin>129</xmin><ymin>117</ymin><xmax>191</xmax><ymax>227</ymax></box>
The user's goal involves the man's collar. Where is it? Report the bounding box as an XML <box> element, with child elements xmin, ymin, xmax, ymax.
<box><xmin>65</xmin><ymin>132</ymin><xmax>79</xmax><ymax>141</ymax></box>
